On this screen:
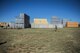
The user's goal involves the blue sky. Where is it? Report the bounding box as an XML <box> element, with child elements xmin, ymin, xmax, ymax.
<box><xmin>0</xmin><ymin>0</ymin><xmax>80</xmax><ymax>23</ymax></box>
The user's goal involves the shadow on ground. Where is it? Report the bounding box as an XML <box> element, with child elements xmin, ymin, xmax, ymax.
<box><xmin>0</xmin><ymin>29</ymin><xmax>11</xmax><ymax>53</ymax></box>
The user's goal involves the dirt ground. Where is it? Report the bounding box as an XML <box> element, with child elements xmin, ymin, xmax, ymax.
<box><xmin>0</xmin><ymin>28</ymin><xmax>80</xmax><ymax>53</ymax></box>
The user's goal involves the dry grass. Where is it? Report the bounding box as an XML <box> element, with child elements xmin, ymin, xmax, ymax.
<box><xmin>0</xmin><ymin>28</ymin><xmax>80</xmax><ymax>53</ymax></box>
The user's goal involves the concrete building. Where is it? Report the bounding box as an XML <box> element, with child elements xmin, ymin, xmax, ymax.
<box><xmin>0</xmin><ymin>22</ymin><xmax>9</xmax><ymax>28</ymax></box>
<box><xmin>51</xmin><ymin>16</ymin><xmax>61</xmax><ymax>24</ymax></box>
<box><xmin>51</xmin><ymin>16</ymin><xmax>63</xmax><ymax>28</ymax></box>
<box><xmin>9</xmin><ymin>22</ymin><xmax>15</xmax><ymax>28</ymax></box>
<box><xmin>15</xmin><ymin>13</ymin><xmax>31</xmax><ymax>28</ymax></box>
<box><xmin>62</xmin><ymin>19</ymin><xmax>70</xmax><ymax>27</ymax></box>
<box><xmin>34</xmin><ymin>18</ymin><xmax>48</xmax><ymax>24</ymax></box>
<box><xmin>32</xmin><ymin>17</ymin><xmax>63</xmax><ymax>28</ymax></box>
<box><xmin>66</xmin><ymin>22</ymin><xmax>78</xmax><ymax>27</ymax></box>
<box><xmin>9</xmin><ymin>13</ymin><xmax>31</xmax><ymax>28</ymax></box>
<box><xmin>0</xmin><ymin>22</ymin><xmax>7</xmax><ymax>27</ymax></box>
<box><xmin>32</xmin><ymin>18</ymin><xmax>63</xmax><ymax>28</ymax></box>
<box><xmin>32</xmin><ymin>18</ymin><xmax>49</xmax><ymax>28</ymax></box>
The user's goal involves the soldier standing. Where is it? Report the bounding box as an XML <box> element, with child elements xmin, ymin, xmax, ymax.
<box><xmin>55</xmin><ymin>25</ymin><xmax>57</xmax><ymax>32</ymax></box>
